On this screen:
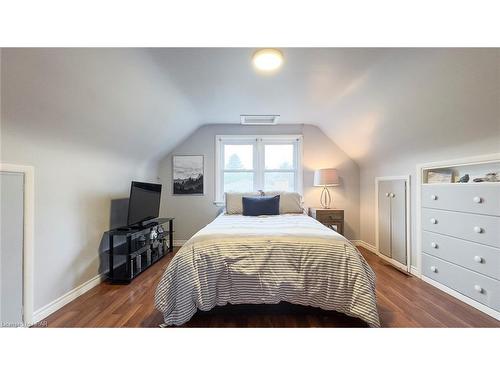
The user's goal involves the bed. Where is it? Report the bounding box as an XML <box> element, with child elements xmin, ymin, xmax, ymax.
<box><xmin>154</xmin><ymin>212</ymin><xmax>380</xmax><ymax>327</ymax></box>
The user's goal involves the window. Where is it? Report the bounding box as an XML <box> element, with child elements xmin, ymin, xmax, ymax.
<box><xmin>264</xmin><ymin>144</ymin><xmax>296</xmax><ymax>192</ymax></box>
<box><xmin>223</xmin><ymin>144</ymin><xmax>254</xmax><ymax>193</ymax></box>
<box><xmin>215</xmin><ymin>135</ymin><xmax>303</xmax><ymax>203</ymax></box>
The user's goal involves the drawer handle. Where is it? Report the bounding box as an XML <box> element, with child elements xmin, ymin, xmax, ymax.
<box><xmin>474</xmin><ymin>285</ymin><xmax>483</xmax><ymax>293</ymax></box>
<box><xmin>474</xmin><ymin>226</ymin><xmax>483</xmax><ymax>234</ymax></box>
<box><xmin>430</xmin><ymin>242</ymin><xmax>438</xmax><ymax>249</ymax></box>
<box><xmin>386</xmin><ymin>193</ymin><xmax>390</xmax><ymax>197</ymax></box>
<box><xmin>430</xmin><ymin>266</ymin><xmax>437</xmax><ymax>273</ymax></box>
<box><xmin>474</xmin><ymin>255</ymin><xmax>483</xmax><ymax>263</ymax></box>
<box><xmin>430</xmin><ymin>194</ymin><xmax>437</xmax><ymax>200</ymax></box>
<box><xmin>390</xmin><ymin>193</ymin><xmax>395</xmax><ymax>198</ymax></box>
<box><xmin>473</xmin><ymin>196</ymin><xmax>483</xmax><ymax>204</ymax></box>
<box><xmin>430</xmin><ymin>218</ymin><xmax>438</xmax><ymax>224</ymax></box>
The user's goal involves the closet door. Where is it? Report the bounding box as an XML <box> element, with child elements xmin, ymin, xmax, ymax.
<box><xmin>390</xmin><ymin>180</ymin><xmax>407</xmax><ymax>265</ymax></box>
<box><xmin>1</xmin><ymin>172</ymin><xmax>25</xmax><ymax>325</ymax></box>
<box><xmin>378</xmin><ymin>181</ymin><xmax>392</xmax><ymax>258</ymax></box>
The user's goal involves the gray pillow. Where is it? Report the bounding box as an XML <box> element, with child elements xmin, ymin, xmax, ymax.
<box><xmin>263</xmin><ymin>191</ymin><xmax>304</xmax><ymax>214</ymax></box>
<box><xmin>225</xmin><ymin>192</ymin><xmax>261</xmax><ymax>214</ymax></box>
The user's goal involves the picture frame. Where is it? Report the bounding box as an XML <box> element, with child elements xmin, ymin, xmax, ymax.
<box><xmin>172</xmin><ymin>155</ymin><xmax>204</xmax><ymax>195</ymax></box>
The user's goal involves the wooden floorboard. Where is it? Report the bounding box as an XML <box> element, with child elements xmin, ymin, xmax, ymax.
<box><xmin>41</xmin><ymin>246</ymin><xmax>500</xmax><ymax>328</ymax></box>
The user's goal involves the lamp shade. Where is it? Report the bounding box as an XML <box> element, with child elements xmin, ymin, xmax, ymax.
<box><xmin>313</xmin><ymin>168</ymin><xmax>339</xmax><ymax>186</ymax></box>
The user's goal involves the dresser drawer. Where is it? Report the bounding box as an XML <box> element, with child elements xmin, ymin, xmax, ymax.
<box><xmin>422</xmin><ymin>231</ymin><xmax>500</xmax><ymax>280</ymax></box>
<box><xmin>422</xmin><ymin>184</ymin><xmax>500</xmax><ymax>216</ymax></box>
<box><xmin>423</xmin><ymin>254</ymin><xmax>500</xmax><ymax>311</ymax></box>
<box><xmin>422</xmin><ymin>208</ymin><xmax>500</xmax><ymax>248</ymax></box>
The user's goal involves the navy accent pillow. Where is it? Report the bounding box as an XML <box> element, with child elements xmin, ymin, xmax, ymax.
<box><xmin>242</xmin><ymin>195</ymin><xmax>280</xmax><ymax>216</ymax></box>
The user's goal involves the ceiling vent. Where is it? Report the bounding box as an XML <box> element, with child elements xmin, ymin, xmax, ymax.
<box><xmin>240</xmin><ymin>115</ymin><xmax>280</xmax><ymax>125</ymax></box>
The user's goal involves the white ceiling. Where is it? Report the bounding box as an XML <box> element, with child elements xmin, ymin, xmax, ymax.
<box><xmin>2</xmin><ymin>48</ymin><xmax>499</xmax><ymax>166</ymax></box>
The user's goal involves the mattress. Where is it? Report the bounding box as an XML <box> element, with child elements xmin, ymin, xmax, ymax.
<box><xmin>154</xmin><ymin>213</ymin><xmax>380</xmax><ymax>327</ymax></box>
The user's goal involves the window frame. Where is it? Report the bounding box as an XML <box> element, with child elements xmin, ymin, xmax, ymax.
<box><xmin>215</xmin><ymin>134</ymin><xmax>303</xmax><ymax>205</ymax></box>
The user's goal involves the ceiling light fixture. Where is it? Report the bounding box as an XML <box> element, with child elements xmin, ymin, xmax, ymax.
<box><xmin>252</xmin><ymin>48</ymin><xmax>284</xmax><ymax>72</ymax></box>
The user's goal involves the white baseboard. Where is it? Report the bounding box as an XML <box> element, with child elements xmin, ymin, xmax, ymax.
<box><xmin>32</xmin><ymin>240</ymin><xmax>187</xmax><ymax>324</ymax></box>
<box><xmin>33</xmin><ymin>273</ymin><xmax>105</xmax><ymax>324</ymax></box>
<box><xmin>410</xmin><ymin>266</ymin><xmax>421</xmax><ymax>278</ymax></box>
<box><xmin>378</xmin><ymin>251</ymin><xmax>412</xmax><ymax>274</ymax></box>
<box><xmin>353</xmin><ymin>240</ymin><xmax>420</xmax><ymax>276</ymax></box>
<box><xmin>352</xmin><ymin>240</ymin><xmax>377</xmax><ymax>254</ymax></box>
<box><xmin>422</xmin><ymin>275</ymin><xmax>500</xmax><ymax>321</ymax></box>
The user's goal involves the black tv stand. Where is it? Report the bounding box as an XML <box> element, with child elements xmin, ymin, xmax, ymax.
<box><xmin>124</xmin><ymin>224</ymin><xmax>143</xmax><ymax>231</ymax></box>
<box><xmin>117</xmin><ymin>219</ymin><xmax>159</xmax><ymax>231</ymax></box>
<box><xmin>106</xmin><ymin>218</ymin><xmax>174</xmax><ymax>284</ymax></box>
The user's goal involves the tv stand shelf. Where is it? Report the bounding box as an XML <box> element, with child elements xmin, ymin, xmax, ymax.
<box><xmin>107</xmin><ymin>218</ymin><xmax>174</xmax><ymax>284</ymax></box>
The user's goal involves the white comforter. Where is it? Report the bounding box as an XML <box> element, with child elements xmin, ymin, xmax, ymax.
<box><xmin>154</xmin><ymin>214</ymin><xmax>380</xmax><ymax>327</ymax></box>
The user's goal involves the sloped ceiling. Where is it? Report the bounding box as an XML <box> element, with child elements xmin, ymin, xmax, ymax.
<box><xmin>2</xmin><ymin>48</ymin><xmax>499</xmax><ymax>166</ymax></box>
<box><xmin>1</xmin><ymin>48</ymin><xmax>200</xmax><ymax>161</ymax></box>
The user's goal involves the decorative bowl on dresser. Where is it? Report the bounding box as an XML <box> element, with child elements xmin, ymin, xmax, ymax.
<box><xmin>418</xmin><ymin>155</ymin><xmax>500</xmax><ymax>320</ymax></box>
<box><xmin>308</xmin><ymin>208</ymin><xmax>344</xmax><ymax>235</ymax></box>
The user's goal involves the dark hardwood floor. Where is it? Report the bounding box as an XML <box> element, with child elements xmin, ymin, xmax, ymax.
<box><xmin>42</xmin><ymin>247</ymin><xmax>500</xmax><ymax>327</ymax></box>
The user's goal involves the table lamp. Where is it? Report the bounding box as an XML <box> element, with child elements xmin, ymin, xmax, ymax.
<box><xmin>313</xmin><ymin>168</ymin><xmax>339</xmax><ymax>209</ymax></box>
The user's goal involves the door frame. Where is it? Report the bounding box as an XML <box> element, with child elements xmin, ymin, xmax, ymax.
<box><xmin>0</xmin><ymin>163</ymin><xmax>34</xmax><ymax>325</ymax></box>
<box><xmin>375</xmin><ymin>175</ymin><xmax>411</xmax><ymax>273</ymax></box>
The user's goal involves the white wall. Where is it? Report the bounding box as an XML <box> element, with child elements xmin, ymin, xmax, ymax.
<box><xmin>0</xmin><ymin>132</ymin><xmax>158</xmax><ymax>311</ymax></box>
<box><xmin>158</xmin><ymin>124</ymin><xmax>361</xmax><ymax>241</ymax></box>
<box><xmin>1</xmin><ymin>48</ymin><xmax>160</xmax><ymax>313</ymax></box>
<box><xmin>358</xmin><ymin>49</ymin><xmax>500</xmax><ymax>267</ymax></box>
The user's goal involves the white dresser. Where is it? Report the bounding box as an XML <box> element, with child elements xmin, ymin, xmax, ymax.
<box><xmin>419</xmin><ymin>158</ymin><xmax>500</xmax><ymax>319</ymax></box>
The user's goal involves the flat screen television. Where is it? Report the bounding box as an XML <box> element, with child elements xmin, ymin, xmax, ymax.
<box><xmin>127</xmin><ymin>181</ymin><xmax>162</xmax><ymax>226</ymax></box>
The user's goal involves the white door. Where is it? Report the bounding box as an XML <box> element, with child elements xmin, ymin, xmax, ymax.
<box><xmin>377</xmin><ymin>180</ymin><xmax>392</xmax><ymax>258</ymax></box>
<box><xmin>377</xmin><ymin>177</ymin><xmax>409</xmax><ymax>271</ymax></box>
<box><xmin>390</xmin><ymin>179</ymin><xmax>407</xmax><ymax>266</ymax></box>
<box><xmin>0</xmin><ymin>171</ymin><xmax>25</xmax><ymax>326</ymax></box>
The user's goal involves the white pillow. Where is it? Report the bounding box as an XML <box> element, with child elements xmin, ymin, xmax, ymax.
<box><xmin>225</xmin><ymin>192</ymin><xmax>261</xmax><ymax>214</ymax></box>
<box><xmin>263</xmin><ymin>191</ymin><xmax>304</xmax><ymax>214</ymax></box>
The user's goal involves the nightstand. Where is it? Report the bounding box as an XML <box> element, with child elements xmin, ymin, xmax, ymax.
<box><xmin>309</xmin><ymin>208</ymin><xmax>344</xmax><ymax>235</ymax></box>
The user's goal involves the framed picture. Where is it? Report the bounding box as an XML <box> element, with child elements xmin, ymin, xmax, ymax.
<box><xmin>172</xmin><ymin>155</ymin><xmax>204</xmax><ymax>195</ymax></box>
